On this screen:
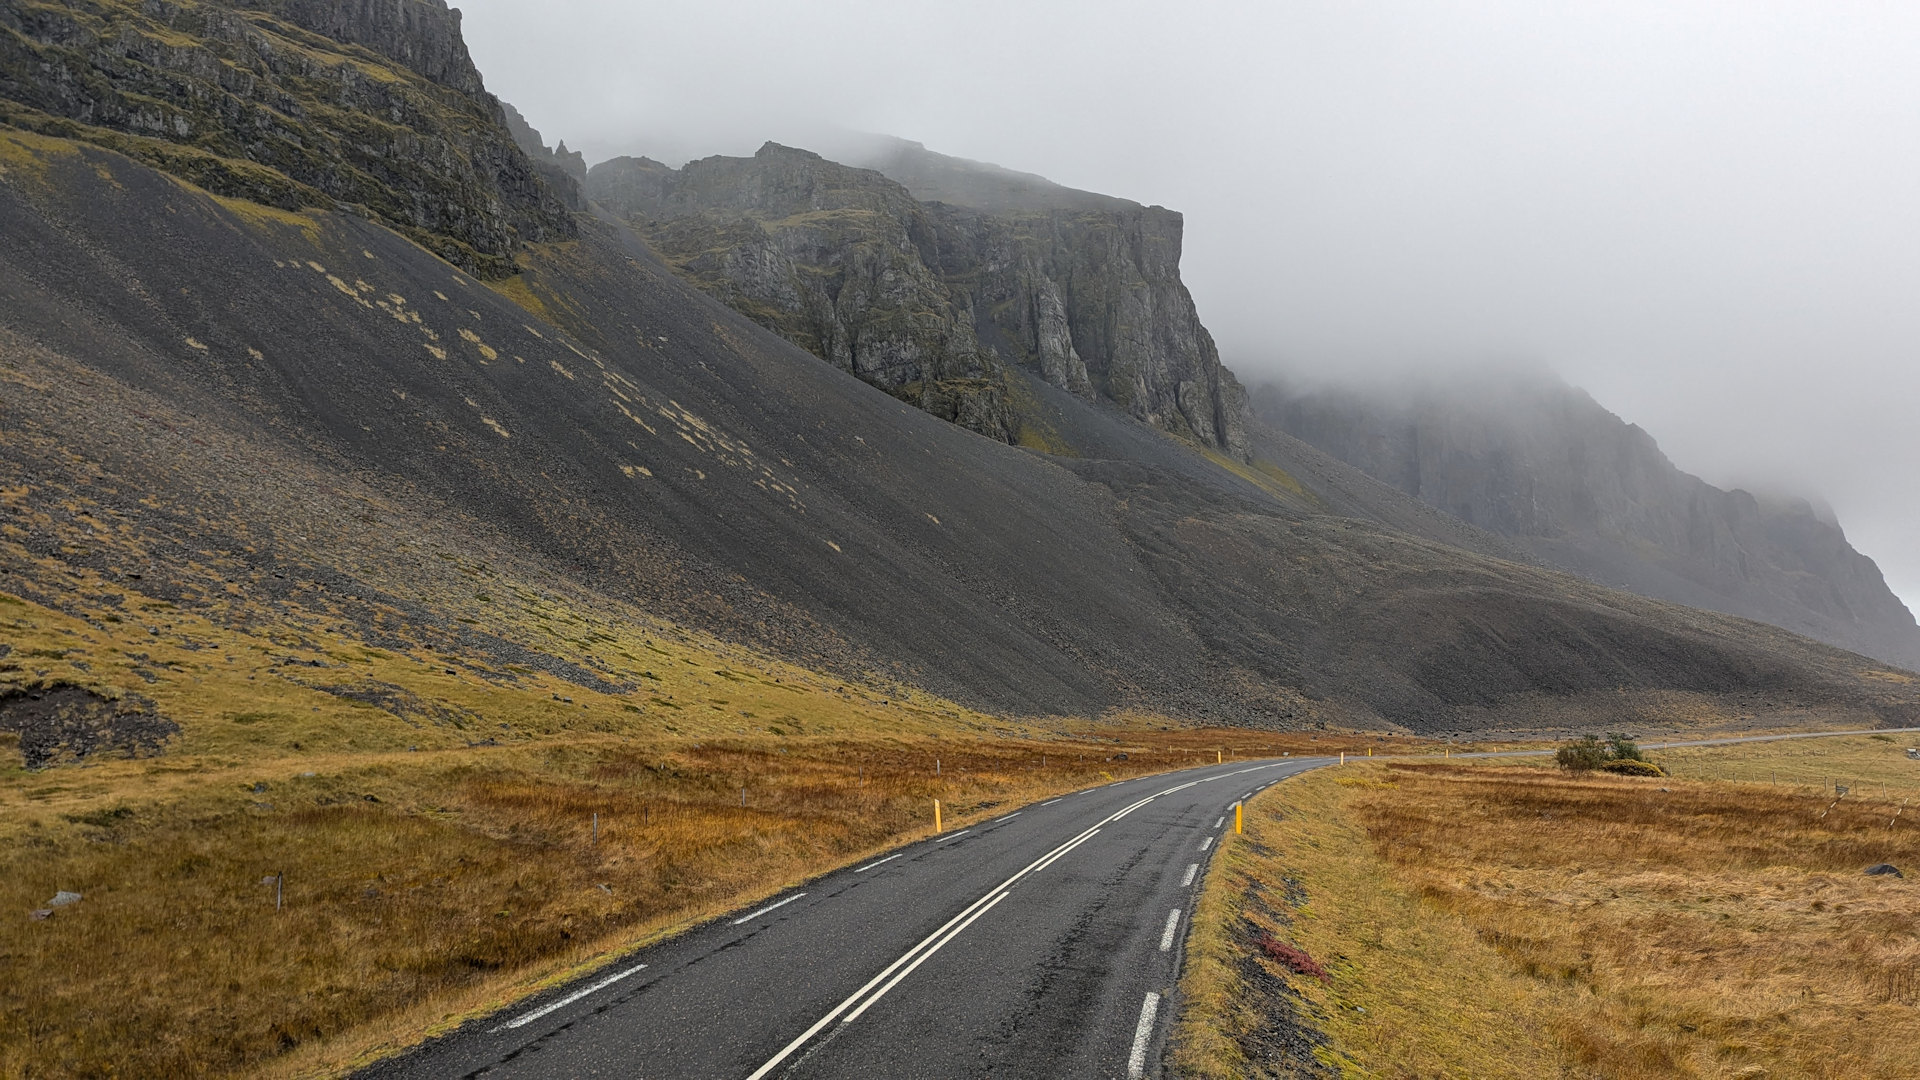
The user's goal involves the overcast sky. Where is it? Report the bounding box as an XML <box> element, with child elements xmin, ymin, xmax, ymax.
<box><xmin>458</xmin><ymin>0</ymin><xmax>1919</xmax><ymax>611</ymax></box>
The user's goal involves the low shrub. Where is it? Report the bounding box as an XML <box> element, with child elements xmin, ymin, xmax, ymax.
<box><xmin>1558</xmin><ymin>733</ymin><xmax>1661</xmax><ymax>774</ymax></box>
<box><xmin>1556</xmin><ymin>735</ymin><xmax>1609</xmax><ymax>771</ymax></box>
<box><xmin>1257</xmin><ymin>932</ymin><xmax>1332</xmax><ymax>982</ymax></box>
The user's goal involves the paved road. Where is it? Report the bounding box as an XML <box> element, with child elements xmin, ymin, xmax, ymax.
<box><xmin>361</xmin><ymin>757</ymin><xmax>1326</xmax><ymax>1080</ymax></box>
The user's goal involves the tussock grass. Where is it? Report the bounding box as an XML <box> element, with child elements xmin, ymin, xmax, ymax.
<box><xmin>1178</xmin><ymin>750</ymin><xmax>1920</xmax><ymax>1078</ymax></box>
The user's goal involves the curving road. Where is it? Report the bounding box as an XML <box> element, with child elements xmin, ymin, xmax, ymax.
<box><xmin>360</xmin><ymin>757</ymin><xmax>1325</xmax><ymax>1080</ymax></box>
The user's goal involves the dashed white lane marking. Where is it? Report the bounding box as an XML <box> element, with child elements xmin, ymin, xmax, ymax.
<box><xmin>733</xmin><ymin>893</ymin><xmax>806</xmax><ymax>925</ymax></box>
<box><xmin>935</xmin><ymin>829</ymin><xmax>972</xmax><ymax>843</ymax></box>
<box><xmin>1214</xmin><ymin>816</ymin><xmax>1224</xmax><ymax>829</ymax></box>
<box><xmin>1128</xmin><ymin>992</ymin><xmax>1162</xmax><ymax>1078</ymax></box>
<box><xmin>1199</xmin><ymin>835</ymin><xmax>1213</xmax><ymax>850</ymax></box>
<box><xmin>1159</xmin><ymin>908</ymin><xmax>1182</xmax><ymax>951</ymax></box>
<box><xmin>1039</xmin><ymin>798</ymin><xmax>1062</xmax><ymax>806</ymax></box>
<box><xmin>854</xmin><ymin>853</ymin><xmax>904</xmax><ymax>873</ymax></box>
<box><xmin>1182</xmin><ymin>863</ymin><xmax>1199</xmax><ymax>887</ymax></box>
<box><xmin>995</xmin><ymin>812</ymin><xmax>1022</xmax><ymax>822</ymax></box>
<box><xmin>490</xmin><ymin>963</ymin><xmax>647</xmax><ymax>1032</ymax></box>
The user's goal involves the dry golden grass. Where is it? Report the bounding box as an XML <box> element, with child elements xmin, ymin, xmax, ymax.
<box><xmin>1174</xmin><ymin>769</ymin><xmax>1569</xmax><ymax>1079</ymax></box>
<box><xmin>0</xmin><ymin>578</ymin><xmax>1332</xmax><ymax>1079</ymax></box>
<box><xmin>1178</xmin><ymin>751</ymin><xmax>1920</xmax><ymax>1079</ymax></box>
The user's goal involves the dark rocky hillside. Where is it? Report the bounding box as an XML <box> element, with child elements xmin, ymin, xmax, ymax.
<box><xmin>0</xmin><ymin>0</ymin><xmax>574</xmax><ymax>276</ymax></box>
<box><xmin>1255</xmin><ymin>373</ymin><xmax>1920</xmax><ymax>672</ymax></box>
<box><xmin>2</xmin><ymin>1</ymin><xmax>1915</xmax><ymax>734</ymax></box>
<box><xmin>588</xmin><ymin>143</ymin><xmax>1251</xmax><ymax>459</ymax></box>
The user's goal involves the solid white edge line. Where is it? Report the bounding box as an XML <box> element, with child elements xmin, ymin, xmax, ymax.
<box><xmin>854</xmin><ymin>853</ymin><xmax>903</xmax><ymax>873</ymax></box>
<box><xmin>1159</xmin><ymin>908</ymin><xmax>1182</xmax><ymax>951</ymax></box>
<box><xmin>840</xmin><ymin>891</ymin><xmax>1010</xmax><ymax>1025</ymax></box>
<box><xmin>1181</xmin><ymin>863</ymin><xmax>1198</xmax><ymax>887</ymax></box>
<box><xmin>934</xmin><ymin>829</ymin><xmax>972</xmax><ymax>843</ymax></box>
<box><xmin>732</xmin><ymin>893</ymin><xmax>806</xmax><ymax>925</ymax></box>
<box><xmin>1128</xmin><ymin>991</ymin><xmax>1162</xmax><ymax>1078</ymax></box>
<box><xmin>490</xmin><ymin>963</ymin><xmax>647</xmax><ymax>1032</ymax></box>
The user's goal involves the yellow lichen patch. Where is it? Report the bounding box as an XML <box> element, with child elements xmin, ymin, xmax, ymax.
<box><xmin>481</xmin><ymin>418</ymin><xmax>511</xmax><ymax>439</ymax></box>
<box><xmin>925</xmin><ymin>513</ymin><xmax>941</xmax><ymax>525</ymax></box>
<box><xmin>306</xmin><ymin>261</ymin><xmax>326</xmax><ymax>273</ymax></box>
<box><xmin>208</xmin><ymin>192</ymin><xmax>324</xmax><ymax>245</ymax></box>
<box><xmin>325</xmin><ymin>274</ymin><xmax>371</xmax><ymax>306</ymax></box>
<box><xmin>0</xmin><ymin>126</ymin><xmax>88</xmax><ymax>191</ymax></box>
<box><xmin>549</xmin><ymin>359</ymin><xmax>576</xmax><ymax>381</ymax></box>
<box><xmin>362</xmin><ymin>250</ymin><xmax>376</xmax><ymax>259</ymax></box>
<box><xmin>523</xmin><ymin>324</ymin><xmax>545</xmax><ymax>340</ymax></box>
<box><xmin>1862</xmin><ymin>669</ymin><xmax>1915</xmax><ymax>684</ymax></box>
<box><xmin>827</xmin><ymin>540</ymin><xmax>842</xmax><ymax>553</ymax></box>
<box><xmin>246</xmin><ymin>347</ymin><xmax>264</xmax><ymax>361</ymax></box>
<box><xmin>183</xmin><ymin>337</ymin><xmax>208</xmax><ymax>351</ymax></box>
<box><xmin>433</xmin><ymin>291</ymin><xmax>449</xmax><ymax>302</ymax></box>
<box><xmin>620</xmin><ymin>464</ymin><xmax>652</xmax><ymax>479</ymax></box>
<box><xmin>424</xmin><ymin>344</ymin><xmax>447</xmax><ymax>361</ymax></box>
<box><xmin>457</xmin><ymin>328</ymin><xmax>499</xmax><ymax>362</ymax></box>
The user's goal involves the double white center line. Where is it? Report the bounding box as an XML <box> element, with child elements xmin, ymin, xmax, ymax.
<box><xmin>742</xmin><ymin>762</ymin><xmax>1289</xmax><ymax>1080</ymax></box>
<box><xmin>744</xmin><ymin>773</ymin><xmax>1245</xmax><ymax>1078</ymax></box>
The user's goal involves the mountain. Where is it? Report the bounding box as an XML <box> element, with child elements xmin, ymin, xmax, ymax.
<box><xmin>2</xmin><ymin>0</ymin><xmax>1916</xmax><ymax>747</ymax></box>
<box><xmin>1253</xmin><ymin>372</ymin><xmax>1920</xmax><ymax>672</ymax></box>
<box><xmin>586</xmin><ymin>142</ymin><xmax>1252</xmax><ymax>459</ymax></box>
<box><xmin>0</xmin><ymin>0</ymin><xmax>574</xmax><ymax>278</ymax></box>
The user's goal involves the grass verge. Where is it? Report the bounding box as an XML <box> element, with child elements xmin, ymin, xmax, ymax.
<box><xmin>1176</xmin><ymin>748</ymin><xmax>1920</xmax><ymax>1078</ymax></box>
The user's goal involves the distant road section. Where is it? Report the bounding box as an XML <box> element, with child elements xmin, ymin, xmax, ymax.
<box><xmin>361</xmin><ymin>758</ymin><xmax>1323</xmax><ymax>1079</ymax></box>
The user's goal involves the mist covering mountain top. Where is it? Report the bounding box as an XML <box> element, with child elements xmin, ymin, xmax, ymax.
<box><xmin>1254</xmin><ymin>369</ymin><xmax>1920</xmax><ymax>671</ymax></box>
<box><xmin>1</xmin><ymin>0</ymin><xmax>1915</xmax><ymax>754</ymax></box>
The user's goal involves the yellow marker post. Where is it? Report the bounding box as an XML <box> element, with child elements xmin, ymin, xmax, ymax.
<box><xmin>1340</xmin><ymin>751</ymin><xmax>1345</xmax><ymax>765</ymax></box>
<box><xmin>1216</xmin><ymin>749</ymin><xmax>1222</xmax><ymax>764</ymax></box>
<box><xmin>934</xmin><ymin>799</ymin><xmax>942</xmax><ymax>834</ymax></box>
<box><xmin>1367</xmin><ymin>747</ymin><xmax>1373</xmax><ymax>757</ymax></box>
<box><xmin>1234</xmin><ymin>802</ymin><xmax>1243</xmax><ymax>834</ymax></box>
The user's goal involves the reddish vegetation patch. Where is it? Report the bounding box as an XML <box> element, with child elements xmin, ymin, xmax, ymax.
<box><xmin>1258</xmin><ymin>932</ymin><xmax>1331</xmax><ymax>982</ymax></box>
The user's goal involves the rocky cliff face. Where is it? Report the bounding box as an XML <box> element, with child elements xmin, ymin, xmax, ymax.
<box><xmin>1255</xmin><ymin>373</ymin><xmax>1920</xmax><ymax>670</ymax></box>
<box><xmin>501</xmin><ymin>100</ymin><xmax>586</xmax><ymax>210</ymax></box>
<box><xmin>589</xmin><ymin>144</ymin><xmax>1019</xmax><ymax>441</ymax></box>
<box><xmin>588</xmin><ymin>142</ymin><xmax>1251</xmax><ymax>456</ymax></box>
<box><xmin>0</xmin><ymin>0</ymin><xmax>574</xmax><ymax>276</ymax></box>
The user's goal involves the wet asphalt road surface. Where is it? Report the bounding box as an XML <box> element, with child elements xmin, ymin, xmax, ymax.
<box><xmin>358</xmin><ymin>756</ymin><xmax>1327</xmax><ymax>1080</ymax></box>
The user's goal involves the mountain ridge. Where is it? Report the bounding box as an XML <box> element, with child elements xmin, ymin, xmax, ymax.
<box><xmin>586</xmin><ymin>141</ymin><xmax>1253</xmax><ymax>460</ymax></box>
<box><xmin>1254</xmin><ymin>372</ymin><xmax>1920</xmax><ymax>672</ymax></box>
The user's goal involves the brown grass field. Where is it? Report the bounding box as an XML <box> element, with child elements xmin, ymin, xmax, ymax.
<box><xmin>0</xmin><ymin>575</ymin><xmax>1392</xmax><ymax>1079</ymax></box>
<box><xmin>1176</xmin><ymin>749</ymin><xmax>1920</xmax><ymax>1079</ymax></box>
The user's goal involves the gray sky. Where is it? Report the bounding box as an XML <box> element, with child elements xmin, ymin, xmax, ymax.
<box><xmin>458</xmin><ymin>0</ymin><xmax>1920</xmax><ymax>610</ymax></box>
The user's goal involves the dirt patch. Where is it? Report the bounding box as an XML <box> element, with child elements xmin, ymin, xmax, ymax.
<box><xmin>0</xmin><ymin>683</ymin><xmax>178</xmax><ymax>767</ymax></box>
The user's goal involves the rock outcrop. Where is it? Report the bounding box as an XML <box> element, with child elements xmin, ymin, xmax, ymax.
<box><xmin>0</xmin><ymin>0</ymin><xmax>575</xmax><ymax>276</ymax></box>
<box><xmin>588</xmin><ymin>142</ymin><xmax>1251</xmax><ymax>456</ymax></box>
<box><xmin>501</xmin><ymin>100</ymin><xmax>586</xmax><ymax>210</ymax></box>
<box><xmin>1255</xmin><ymin>373</ymin><xmax>1920</xmax><ymax>671</ymax></box>
<box><xmin>590</xmin><ymin>144</ymin><xmax>1019</xmax><ymax>441</ymax></box>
